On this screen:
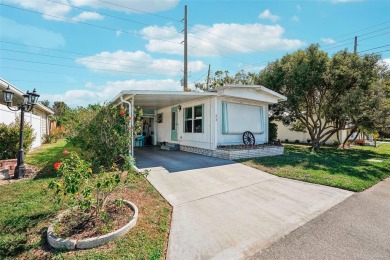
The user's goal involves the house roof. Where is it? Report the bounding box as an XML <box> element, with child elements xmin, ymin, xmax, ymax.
<box><xmin>112</xmin><ymin>90</ymin><xmax>217</xmax><ymax>110</ymax></box>
<box><xmin>211</xmin><ymin>84</ymin><xmax>287</xmax><ymax>102</ymax></box>
<box><xmin>111</xmin><ymin>84</ymin><xmax>287</xmax><ymax>109</ymax></box>
<box><xmin>0</xmin><ymin>78</ymin><xmax>54</xmax><ymax>115</ymax></box>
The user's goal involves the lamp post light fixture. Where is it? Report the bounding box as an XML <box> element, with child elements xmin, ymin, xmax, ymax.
<box><xmin>2</xmin><ymin>85</ymin><xmax>40</xmax><ymax>179</ymax></box>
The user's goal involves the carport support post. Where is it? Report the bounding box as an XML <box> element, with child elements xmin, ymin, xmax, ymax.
<box><xmin>131</xmin><ymin>96</ymin><xmax>134</xmax><ymax>158</ymax></box>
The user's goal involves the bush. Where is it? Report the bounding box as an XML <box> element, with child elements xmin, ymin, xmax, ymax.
<box><xmin>294</xmin><ymin>139</ymin><xmax>300</xmax><ymax>144</ymax></box>
<box><xmin>0</xmin><ymin>120</ymin><xmax>35</xmax><ymax>160</ymax></box>
<box><xmin>268</xmin><ymin>121</ymin><xmax>278</xmax><ymax>142</ymax></box>
<box><xmin>67</xmin><ymin>104</ymin><xmax>142</xmax><ymax>168</ymax></box>
<box><xmin>49</xmin><ymin>152</ymin><xmax>125</xmax><ymax>218</ymax></box>
<box><xmin>285</xmin><ymin>139</ymin><xmax>289</xmax><ymax>143</ymax></box>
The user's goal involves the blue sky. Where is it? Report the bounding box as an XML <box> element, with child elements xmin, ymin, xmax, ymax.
<box><xmin>1</xmin><ymin>0</ymin><xmax>389</xmax><ymax>107</ymax></box>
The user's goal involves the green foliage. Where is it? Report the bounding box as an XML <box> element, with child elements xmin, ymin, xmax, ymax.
<box><xmin>0</xmin><ymin>233</ymin><xmax>27</xmax><ymax>256</ymax></box>
<box><xmin>67</xmin><ymin>104</ymin><xmax>142</xmax><ymax>167</ymax></box>
<box><xmin>49</xmin><ymin>152</ymin><xmax>123</xmax><ymax>218</ymax></box>
<box><xmin>0</xmin><ymin>119</ymin><xmax>35</xmax><ymax>160</ymax></box>
<box><xmin>268</xmin><ymin>121</ymin><xmax>278</xmax><ymax>142</ymax></box>
<box><xmin>195</xmin><ymin>70</ymin><xmax>259</xmax><ymax>91</ymax></box>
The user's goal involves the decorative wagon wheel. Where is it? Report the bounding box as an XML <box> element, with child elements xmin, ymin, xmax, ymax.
<box><xmin>243</xmin><ymin>131</ymin><xmax>255</xmax><ymax>145</ymax></box>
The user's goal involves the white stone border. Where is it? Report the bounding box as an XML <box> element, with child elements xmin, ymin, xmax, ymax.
<box><xmin>47</xmin><ymin>200</ymin><xmax>138</xmax><ymax>250</ymax></box>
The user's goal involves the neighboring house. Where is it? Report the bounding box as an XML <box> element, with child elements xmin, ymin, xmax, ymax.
<box><xmin>111</xmin><ymin>85</ymin><xmax>287</xmax><ymax>159</ymax></box>
<box><xmin>274</xmin><ymin>121</ymin><xmax>374</xmax><ymax>145</ymax></box>
<box><xmin>0</xmin><ymin>78</ymin><xmax>54</xmax><ymax>149</ymax></box>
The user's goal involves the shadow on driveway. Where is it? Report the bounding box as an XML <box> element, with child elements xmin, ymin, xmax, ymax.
<box><xmin>134</xmin><ymin>146</ymin><xmax>234</xmax><ymax>173</ymax></box>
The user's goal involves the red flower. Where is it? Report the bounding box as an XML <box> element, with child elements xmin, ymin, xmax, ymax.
<box><xmin>63</xmin><ymin>149</ymin><xmax>68</xmax><ymax>155</ymax></box>
<box><xmin>128</xmin><ymin>117</ymin><xmax>132</xmax><ymax>121</ymax></box>
<box><xmin>119</xmin><ymin>110</ymin><xmax>125</xmax><ymax>115</ymax></box>
<box><xmin>54</xmin><ymin>162</ymin><xmax>62</xmax><ymax>171</ymax></box>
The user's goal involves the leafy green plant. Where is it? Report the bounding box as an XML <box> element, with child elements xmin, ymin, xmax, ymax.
<box><xmin>268</xmin><ymin>121</ymin><xmax>278</xmax><ymax>142</ymax></box>
<box><xmin>67</xmin><ymin>104</ymin><xmax>143</xmax><ymax>168</ymax></box>
<box><xmin>0</xmin><ymin>119</ymin><xmax>35</xmax><ymax>160</ymax></box>
<box><xmin>49</xmin><ymin>152</ymin><xmax>123</xmax><ymax>218</ymax></box>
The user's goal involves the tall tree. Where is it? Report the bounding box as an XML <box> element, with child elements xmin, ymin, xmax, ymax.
<box><xmin>40</xmin><ymin>100</ymin><xmax>50</xmax><ymax>107</ymax></box>
<box><xmin>195</xmin><ymin>70</ymin><xmax>258</xmax><ymax>91</ymax></box>
<box><xmin>52</xmin><ymin>101</ymin><xmax>70</xmax><ymax>117</ymax></box>
<box><xmin>259</xmin><ymin>44</ymin><xmax>384</xmax><ymax>151</ymax></box>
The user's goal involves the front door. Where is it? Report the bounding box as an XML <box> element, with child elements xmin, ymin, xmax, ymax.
<box><xmin>171</xmin><ymin>107</ymin><xmax>178</xmax><ymax>141</ymax></box>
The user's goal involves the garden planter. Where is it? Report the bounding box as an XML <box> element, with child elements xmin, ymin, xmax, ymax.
<box><xmin>47</xmin><ymin>200</ymin><xmax>138</xmax><ymax>250</ymax></box>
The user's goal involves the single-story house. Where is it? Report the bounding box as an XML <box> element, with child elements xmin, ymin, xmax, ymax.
<box><xmin>0</xmin><ymin>78</ymin><xmax>54</xmax><ymax>149</ymax></box>
<box><xmin>111</xmin><ymin>85</ymin><xmax>287</xmax><ymax>160</ymax></box>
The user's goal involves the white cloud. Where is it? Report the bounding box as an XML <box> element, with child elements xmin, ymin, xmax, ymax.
<box><xmin>382</xmin><ymin>58</ymin><xmax>390</xmax><ymax>69</ymax></box>
<box><xmin>321</xmin><ymin>37</ymin><xmax>336</xmax><ymax>44</ymax></box>
<box><xmin>141</xmin><ymin>23</ymin><xmax>305</xmax><ymax>57</ymax></box>
<box><xmin>41</xmin><ymin>79</ymin><xmax>183</xmax><ymax>107</ymax></box>
<box><xmin>3</xmin><ymin>0</ymin><xmax>178</xmax><ymax>21</ymax></box>
<box><xmin>291</xmin><ymin>16</ymin><xmax>300</xmax><ymax>22</ymax></box>
<box><xmin>75</xmin><ymin>50</ymin><xmax>206</xmax><ymax>76</ymax></box>
<box><xmin>3</xmin><ymin>0</ymin><xmax>71</xmax><ymax>21</ymax></box>
<box><xmin>258</xmin><ymin>9</ymin><xmax>280</xmax><ymax>22</ymax></box>
<box><xmin>0</xmin><ymin>17</ymin><xmax>65</xmax><ymax>48</ymax></box>
<box><xmin>297</xmin><ymin>5</ymin><xmax>302</xmax><ymax>11</ymax></box>
<box><xmin>72</xmin><ymin>11</ymin><xmax>104</xmax><ymax>22</ymax></box>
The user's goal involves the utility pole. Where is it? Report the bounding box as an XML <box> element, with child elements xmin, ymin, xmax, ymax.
<box><xmin>206</xmin><ymin>64</ymin><xmax>211</xmax><ymax>89</ymax></box>
<box><xmin>183</xmin><ymin>5</ymin><xmax>188</xmax><ymax>91</ymax></box>
<box><xmin>354</xmin><ymin>36</ymin><xmax>358</xmax><ymax>54</ymax></box>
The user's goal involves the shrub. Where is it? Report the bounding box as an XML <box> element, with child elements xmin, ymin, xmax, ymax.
<box><xmin>307</xmin><ymin>139</ymin><xmax>311</xmax><ymax>143</ymax></box>
<box><xmin>268</xmin><ymin>121</ymin><xmax>278</xmax><ymax>142</ymax></box>
<box><xmin>0</xmin><ymin>119</ymin><xmax>35</xmax><ymax>160</ymax></box>
<box><xmin>294</xmin><ymin>139</ymin><xmax>300</xmax><ymax>144</ymax></box>
<box><xmin>48</xmin><ymin>152</ymin><xmax>126</xmax><ymax>218</ymax></box>
<box><xmin>67</xmin><ymin>104</ymin><xmax>143</xmax><ymax>168</ymax></box>
<box><xmin>285</xmin><ymin>139</ymin><xmax>289</xmax><ymax>143</ymax></box>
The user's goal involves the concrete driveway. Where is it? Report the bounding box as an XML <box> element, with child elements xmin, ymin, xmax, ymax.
<box><xmin>136</xmin><ymin>148</ymin><xmax>353</xmax><ymax>260</ymax></box>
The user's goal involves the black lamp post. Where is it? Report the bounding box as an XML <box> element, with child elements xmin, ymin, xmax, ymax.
<box><xmin>2</xmin><ymin>85</ymin><xmax>40</xmax><ymax>179</ymax></box>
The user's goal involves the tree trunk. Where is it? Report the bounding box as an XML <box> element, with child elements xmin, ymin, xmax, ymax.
<box><xmin>342</xmin><ymin>126</ymin><xmax>358</xmax><ymax>149</ymax></box>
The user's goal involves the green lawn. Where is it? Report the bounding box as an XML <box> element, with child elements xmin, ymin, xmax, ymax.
<box><xmin>241</xmin><ymin>144</ymin><xmax>390</xmax><ymax>192</ymax></box>
<box><xmin>0</xmin><ymin>141</ymin><xmax>172</xmax><ymax>259</ymax></box>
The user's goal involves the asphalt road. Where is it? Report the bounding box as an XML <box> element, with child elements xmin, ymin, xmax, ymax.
<box><xmin>251</xmin><ymin>178</ymin><xmax>390</xmax><ymax>260</ymax></box>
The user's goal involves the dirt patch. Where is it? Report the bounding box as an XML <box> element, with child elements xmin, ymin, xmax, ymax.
<box><xmin>55</xmin><ymin>201</ymin><xmax>134</xmax><ymax>240</ymax></box>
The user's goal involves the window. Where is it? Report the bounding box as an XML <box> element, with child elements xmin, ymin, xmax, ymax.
<box><xmin>157</xmin><ymin>113</ymin><xmax>163</xmax><ymax>123</ymax></box>
<box><xmin>184</xmin><ymin>105</ymin><xmax>203</xmax><ymax>133</ymax></box>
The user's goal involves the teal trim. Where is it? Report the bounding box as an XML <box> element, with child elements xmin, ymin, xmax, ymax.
<box><xmin>222</xmin><ymin>102</ymin><xmax>228</xmax><ymax>134</ymax></box>
<box><xmin>202</xmin><ymin>104</ymin><xmax>204</xmax><ymax>133</ymax></box>
<box><xmin>143</xmin><ymin>109</ymin><xmax>155</xmax><ymax>115</ymax></box>
<box><xmin>183</xmin><ymin>107</ymin><xmax>185</xmax><ymax>132</ymax></box>
<box><xmin>259</xmin><ymin>106</ymin><xmax>264</xmax><ymax>132</ymax></box>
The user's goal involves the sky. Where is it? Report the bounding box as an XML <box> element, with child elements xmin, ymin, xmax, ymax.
<box><xmin>0</xmin><ymin>0</ymin><xmax>389</xmax><ymax>107</ymax></box>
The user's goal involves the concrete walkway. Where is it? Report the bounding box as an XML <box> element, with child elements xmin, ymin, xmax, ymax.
<box><xmin>136</xmin><ymin>148</ymin><xmax>353</xmax><ymax>260</ymax></box>
<box><xmin>251</xmin><ymin>178</ymin><xmax>390</xmax><ymax>260</ymax></box>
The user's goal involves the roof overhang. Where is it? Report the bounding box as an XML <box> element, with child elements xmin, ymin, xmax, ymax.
<box><xmin>213</xmin><ymin>84</ymin><xmax>287</xmax><ymax>102</ymax></box>
<box><xmin>112</xmin><ymin>90</ymin><xmax>217</xmax><ymax>110</ymax></box>
<box><xmin>0</xmin><ymin>78</ymin><xmax>54</xmax><ymax>114</ymax></box>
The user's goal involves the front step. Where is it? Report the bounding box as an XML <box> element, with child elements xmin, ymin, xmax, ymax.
<box><xmin>160</xmin><ymin>142</ymin><xmax>180</xmax><ymax>151</ymax></box>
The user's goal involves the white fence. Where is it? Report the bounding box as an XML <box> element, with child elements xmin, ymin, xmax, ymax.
<box><xmin>0</xmin><ymin>104</ymin><xmax>42</xmax><ymax>148</ymax></box>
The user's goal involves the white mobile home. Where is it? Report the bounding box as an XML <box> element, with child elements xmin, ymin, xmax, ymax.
<box><xmin>112</xmin><ymin>85</ymin><xmax>287</xmax><ymax>160</ymax></box>
<box><xmin>0</xmin><ymin>79</ymin><xmax>54</xmax><ymax>149</ymax></box>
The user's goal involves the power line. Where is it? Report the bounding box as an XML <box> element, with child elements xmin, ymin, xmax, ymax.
<box><xmin>0</xmin><ymin>57</ymin><xmax>183</xmax><ymax>77</ymax></box>
<box><xmin>46</xmin><ymin>0</ymin><xmax>181</xmax><ymax>35</ymax></box>
<box><xmin>1</xmin><ymin>48</ymin><xmax>183</xmax><ymax>73</ymax></box>
<box><xmin>0</xmin><ymin>3</ymin><xmax>183</xmax><ymax>46</ymax></box>
<box><xmin>0</xmin><ymin>40</ymin><xmax>184</xmax><ymax>69</ymax></box>
<box><xmin>96</xmin><ymin>0</ymin><xmax>181</xmax><ymax>23</ymax></box>
<box><xmin>359</xmin><ymin>44</ymin><xmax>390</xmax><ymax>53</ymax></box>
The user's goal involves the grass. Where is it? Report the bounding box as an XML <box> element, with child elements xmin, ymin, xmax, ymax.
<box><xmin>0</xmin><ymin>140</ymin><xmax>172</xmax><ymax>259</ymax></box>
<box><xmin>240</xmin><ymin>143</ymin><xmax>390</xmax><ymax>192</ymax></box>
